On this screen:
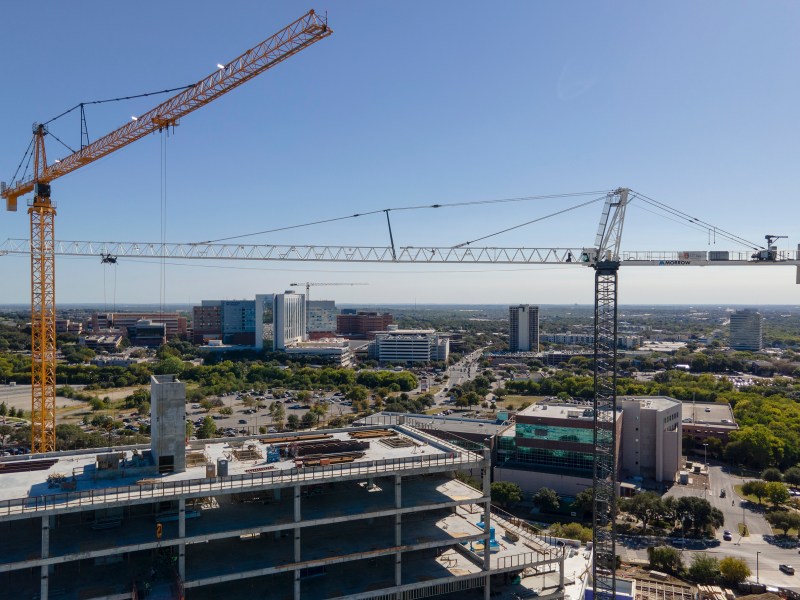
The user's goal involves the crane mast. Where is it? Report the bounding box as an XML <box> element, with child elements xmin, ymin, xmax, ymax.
<box><xmin>1</xmin><ymin>10</ymin><xmax>331</xmax><ymax>453</ymax></box>
<box><xmin>590</xmin><ymin>189</ymin><xmax>629</xmax><ymax>598</ymax></box>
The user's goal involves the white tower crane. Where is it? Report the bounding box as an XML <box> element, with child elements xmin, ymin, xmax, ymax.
<box><xmin>1</xmin><ymin>189</ymin><xmax>798</xmax><ymax>599</ymax></box>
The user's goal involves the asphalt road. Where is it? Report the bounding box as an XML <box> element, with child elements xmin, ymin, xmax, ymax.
<box><xmin>624</xmin><ymin>464</ymin><xmax>800</xmax><ymax>589</ymax></box>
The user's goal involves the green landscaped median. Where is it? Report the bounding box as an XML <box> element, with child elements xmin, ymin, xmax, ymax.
<box><xmin>734</xmin><ymin>484</ymin><xmax>762</xmax><ymax>505</ymax></box>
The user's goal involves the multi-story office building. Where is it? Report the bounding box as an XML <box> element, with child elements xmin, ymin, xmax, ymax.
<box><xmin>337</xmin><ymin>311</ymin><xmax>393</xmax><ymax>339</ymax></box>
<box><xmin>0</xmin><ymin>416</ymin><xmax>567</xmax><ymax>599</ymax></box>
<box><xmin>509</xmin><ymin>305</ymin><xmax>539</xmax><ymax>352</ymax></box>
<box><xmin>307</xmin><ymin>300</ymin><xmax>337</xmax><ymax>336</ymax></box>
<box><xmin>285</xmin><ymin>340</ymin><xmax>354</xmax><ymax>367</ymax></box>
<box><xmin>495</xmin><ymin>403</ymin><xmax>622</xmax><ymax>496</ymax></box>
<box><xmin>495</xmin><ymin>398</ymin><xmax>682</xmax><ymax>495</ymax></box>
<box><xmin>273</xmin><ymin>291</ymin><xmax>306</xmax><ymax>351</ymax></box>
<box><xmin>79</xmin><ymin>334</ymin><xmax>123</xmax><ymax>352</ymax></box>
<box><xmin>128</xmin><ymin>319</ymin><xmax>167</xmax><ymax>347</ymax></box>
<box><xmin>371</xmin><ymin>328</ymin><xmax>450</xmax><ymax>364</ymax></box>
<box><xmin>55</xmin><ymin>319</ymin><xmax>83</xmax><ymax>335</ymax></box>
<box><xmin>619</xmin><ymin>396</ymin><xmax>682</xmax><ymax>483</ymax></box>
<box><xmin>729</xmin><ymin>309</ymin><xmax>763</xmax><ymax>351</ymax></box>
<box><xmin>192</xmin><ymin>304</ymin><xmax>222</xmax><ymax>344</ymax></box>
<box><xmin>192</xmin><ymin>300</ymin><xmax>256</xmax><ymax>345</ymax></box>
<box><xmin>91</xmin><ymin>312</ymin><xmax>188</xmax><ymax>339</ymax></box>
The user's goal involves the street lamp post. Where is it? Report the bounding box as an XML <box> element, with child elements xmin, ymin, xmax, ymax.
<box><xmin>756</xmin><ymin>551</ymin><xmax>760</xmax><ymax>583</ymax></box>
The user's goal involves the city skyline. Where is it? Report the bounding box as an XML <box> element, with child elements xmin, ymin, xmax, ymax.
<box><xmin>1</xmin><ymin>2</ymin><xmax>798</xmax><ymax>305</ymax></box>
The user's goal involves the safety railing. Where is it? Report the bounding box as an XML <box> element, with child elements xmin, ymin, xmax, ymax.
<box><xmin>0</xmin><ymin>450</ymin><xmax>482</xmax><ymax>517</ymax></box>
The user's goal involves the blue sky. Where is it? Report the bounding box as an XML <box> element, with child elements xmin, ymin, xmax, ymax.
<box><xmin>0</xmin><ymin>1</ymin><xmax>798</xmax><ymax>306</ymax></box>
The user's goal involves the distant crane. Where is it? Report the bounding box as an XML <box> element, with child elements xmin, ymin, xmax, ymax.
<box><xmin>0</xmin><ymin>10</ymin><xmax>331</xmax><ymax>453</ymax></box>
<box><xmin>289</xmin><ymin>281</ymin><xmax>368</xmax><ymax>303</ymax></box>
<box><xmin>290</xmin><ymin>282</ymin><xmax>368</xmax><ymax>337</ymax></box>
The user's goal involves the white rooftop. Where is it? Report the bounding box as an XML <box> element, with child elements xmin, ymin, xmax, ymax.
<box><xmin>0</xmin><ymin>426</ymin><xmax>480</xmax><ymax>512</ymax></box>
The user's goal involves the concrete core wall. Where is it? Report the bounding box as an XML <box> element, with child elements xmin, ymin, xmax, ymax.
<box><xmin>150</xmin><ymin>374</ymin><xmax>186</xmax><ymax>473</ymax></box>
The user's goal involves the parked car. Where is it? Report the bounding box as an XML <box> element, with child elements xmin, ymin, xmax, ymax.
<box><xmin>780</xmin><ymin>564</ymin><xmax>795</xmax><ymax>575</ymax></box>
<box><xmin>238</xmin><ymin>419</ymin><xmax>247</xmax><ymax>424</ymax></box>
<box><xmin>723</xmin><ymin>530</ymin><xmax>732</xmax><ymax>541</ymax></box>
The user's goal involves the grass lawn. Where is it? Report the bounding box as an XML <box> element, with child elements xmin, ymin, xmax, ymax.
<box><xmin>500</xmin><ymin>395</ymin><xmax>546</xmax><ymax>409</ymax></box>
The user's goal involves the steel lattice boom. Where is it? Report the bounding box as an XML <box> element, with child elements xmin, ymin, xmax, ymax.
<box><xmin>1</xmin><ymin>10</ymin><xmax>331</xmax><ymax>211</ymax></box>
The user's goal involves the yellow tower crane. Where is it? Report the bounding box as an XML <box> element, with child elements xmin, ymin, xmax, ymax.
<box><xmin>0</xmin><ymin>10</ymin><xmax>332</xmax><ymax>453</ymax></box>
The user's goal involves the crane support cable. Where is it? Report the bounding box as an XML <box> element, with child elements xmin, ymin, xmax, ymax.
<box><xmin>8</xmin><ymin>139</ymin><xmax>34</xmax><ymax>186</ymax></box>
<box><xmin>42</xmin><ymin>85</ymin><xmax>195</xmax><ymax>126</ymax></box>
<box><xmin>195</xmin><ymin>190</ymin><xmax>612</xmax><ymax>244</ymax></box>
<box><xmin>629</xmin><ymin>190</ymin><xmax>761</xmax><ymax>249</ymax></box>
<box><xmin>452</xmin><ymin>195</ymin><xmax>607</xmax><ymax>248</ymax></box>
<box><xmin>1</xmin><ymin>9</ymin><xmax>331</xmax><ymax>205</ymax></box>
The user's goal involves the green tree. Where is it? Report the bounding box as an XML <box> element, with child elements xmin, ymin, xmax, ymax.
<box><xmin>270</xmin><ymin>401</ymin><xmax>286</xmax><ymax>430</ymax></box>
<box><xmin>762</xmin><ymin>467</ymin><xmax>783</xmax><ymax>482</ymax></box>
<box><xmin>572</xmin><ymin>488</ymin><xmax>594</xmax><ymax>517</ymax></box>
<box><xmin>296</xmin><ymin>391</ymin><xmax>312</xmax><ymax>406</ymax></box>
<box><xmin>765</xmin><ymin>481</ymin><xmax>790</xmax><ymax>507</ymax></box>
<box><xmin>346</xmin><ymin>385</ymin><xmax>369</xmax><ymax>403</ymax></box>
<box><xmin>620</xmin><ymin>492</ymin><xmax>665</xmax><ymax>533</ymax></box>
<box><xmin>676</xmin><ymin>496</ymin><xmax>724</xmax><ymax>533</ymax></box>
<box><xmin>742</xmin><ymin>480</ymin><xmax>768</xmax><ymax>504</ymax></box>
<box><xmin>549</xmin><ymin>522</ymin><xmax>592</xmax><ymax>543</ymax></box>
<box><xmin>0</xmin><ymin>401</ymin><xmax>6</xmax><ymax>417</ymax></box>
<box><xmin>688</xmin><ymin>553</ymin><xmax>720</xmax><ymax>584</ymax></box>
<box><xmin>185</xmin><ymin>420</ymin><xmax>194</xmax><ymax>439</ymax></box>
<box><xmin>784</xmin><ymin>467</ymin><xmax>800</xmax><ymax>486</ymax></box>
<box><xmin>301</xmin><ymin>412</ymin><xmax>316</xmax><ymax>429</ymax></box>
<box><xmin>197</xmin><ymin>416</ymin><xmax>217</xmax><ymax>439</ymax></box>
<box><xmin>491</xmin><ymin>482</ymin><xmax>522</xmax><ymax>507</ymax></box>
<box><xmin>155</xmin><ymin>355</ymin><xmax>185</xmax><ymax>375</ymax></box>
<box><xmin>287</xmin><ymin>414</ymin><xmax>300</xmax><ymax>430</ymax></box>
<box><xmin>532</xmin><ymin>487</ymin><xmax>560</xmax><ymax>513</ymax></box>
<box><xmin>647</xmin><ymin>546</ymin><xmax>683</xmax><ymax>576</ymax></box>
<box><xmin>765</xmin><ymin>510</ymin><xmax>800</xmax><ymax>535</ymax></box>
<box><xmin>719</xmin><ymin>557</ymin><xmax>751</xmax><ymax>586</ymax></box>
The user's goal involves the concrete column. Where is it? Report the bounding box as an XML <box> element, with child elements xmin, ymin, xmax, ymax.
<box><xmin>559</xmin><ymin>556</ymin><xmax>565</xmax><ymax>588</ymax></box>
<box><xmin>294</xmin><ymin>485</ymin><xmax>302</xmax><ymax>600</ymax></box>
<box><xmin>395</xmin><ymin>474</ymin><xmax>402</xmax><ymax>589</ymax></box>
<box><xmin>482</xmin><ymin>448</ymin><xmax>491</xmax><ymax>598</ymax></box>
<box><xmin>41</xmin><ymin>516</ymin><xmax>50</xmax><ymax>600</ymax></box>
<box><xmin>178</xmin><ymin>499</ymin><xmax>186</xmax><ymax>581</ymax></box>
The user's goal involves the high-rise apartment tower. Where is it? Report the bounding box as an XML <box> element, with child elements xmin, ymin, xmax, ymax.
<box><xmin>729</xmin><ymin>309</ymin><xmax>763</xmax><ymax>351</ymax></box>
<box><xmin>509</xmin><ymin>305</ymin><xmax>539</xmax><ymax>352</ymax></box>
<box><xmin>273</xmin><ymin>291</ymin><xmax>306</xmax><ymax>350</ymax></box>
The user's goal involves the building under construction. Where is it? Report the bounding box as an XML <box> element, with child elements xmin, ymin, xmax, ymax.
<box><xmin>0</xmin><ymin>410</ymin><xmax>571</xmax><ymax>599</ymax></box>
